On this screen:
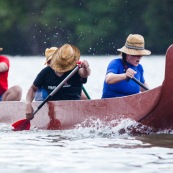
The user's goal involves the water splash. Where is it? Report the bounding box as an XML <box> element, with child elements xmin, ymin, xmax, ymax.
<box><xmin>74</xmin><ymin>117</ymin><xmax>173</xmax><ymax>138</ymax></box>
<box><xmin>1</xmin><ymin>117</ymin><xmax>173</xmax><ymax>141</ymax></box>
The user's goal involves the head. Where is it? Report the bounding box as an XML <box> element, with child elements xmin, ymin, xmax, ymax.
<box><xmin>44</xmin><ymin>47</ymin><xmax>58</xmax><ymax>65</ymax></box>
<box><xmin>118</xmin><ymin>34</ymin><xmax>151</xmax><ymax>66</ymax></box>
<box><xmin>0</xmin><ymin>48</ymin><xmax>3</xmax><ymax>52</ymax></box>
<box><xmin>50</xmin><ymin>44</ymin><xmax>80</xmax><ymax>73</ymax></box>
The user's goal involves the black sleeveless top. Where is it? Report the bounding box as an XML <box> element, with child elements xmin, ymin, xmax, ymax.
<box><xmin>33</xmin><ymin>66</ymin><xmax>87</xmax><ymax>101</ymax></box>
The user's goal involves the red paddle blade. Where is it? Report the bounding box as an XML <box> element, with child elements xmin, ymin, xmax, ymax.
<box><xmin>12</xmin><ymin>119</ymin><xmax>31</xmax><ymax>131</ymax></box>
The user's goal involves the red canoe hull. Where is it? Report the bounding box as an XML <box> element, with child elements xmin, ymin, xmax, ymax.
<box><xmin>1</xmin><ymin>45</ymin><xmax>173</xmax><ymax>131</ymax></box>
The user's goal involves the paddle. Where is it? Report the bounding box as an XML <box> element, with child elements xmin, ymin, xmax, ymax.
<box><xmin>82</xmin><ymin>86</ymin><xmax>91</xmax><ymax>99</ymax></box>
<box><xmin>131</xmin><ymin>77</ymin><xmax>149</xmax><ymax>90</ymax></box>
<box><xmin>12</xmin><ymin>65</ymin><xmax>80</xmax><ymax>131</ymax></box>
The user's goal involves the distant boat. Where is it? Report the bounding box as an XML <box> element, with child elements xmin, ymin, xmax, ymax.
<box><xmin>1</xmin><ymin>45</ymin><xmax>173</xmax><ymax>131</ymax></box>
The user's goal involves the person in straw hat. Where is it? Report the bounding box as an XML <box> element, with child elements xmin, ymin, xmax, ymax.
<box><xmin>0</xmin><ymin>48</ymin><xmax>22</xmax><ymax>101</ymax></box>
<box><xmin>102</xmin><ymin>34</ymin><xmax>151</xmax><ymax>98</ymax></box>
<box><xmin>26</xmin><ymin>44</ymin><xmax>91</xmax><ymax>119</ymax></box>
<box><xmin>34</xmin><ymin>46</ymin><xmax>89</xmax><ymax>101</ymax></box>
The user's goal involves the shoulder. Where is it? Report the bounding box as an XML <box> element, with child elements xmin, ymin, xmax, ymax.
<box><xmin>40</xmin><ymin>66</ymin><xmax>53</xmax><ymax>73</ymax></box>
<box><xmin>106</xmin><ymin>58</ymin><xmax>123</xmax><ymax>74</ymax></box>
<box><xmin>0</xmin><ymin>55</ymin><xmax>9</xmax><ymax>70</ymax></box>
<box><xmin>0</xmin><ymin>55</ymin><xmax>8</xmax><ymax>59</ymax></box>
<box><xmin>0</xmin><ymin>55</ymin><xmax>9</xmax><ymax>63</ymax></box>
<box><xmin>108</xmin><ymin>58</ymin><xmax>122</xmax><ymax>68</ymax></box>
<box><xmin>34</xmin><ymin>67</ymin><xmax>53</xmax><ymax>84</ymax></box>
<box><xmin>109</xmin><ymin>58</ymin><xmax>122</xmax><ymax>65</ymax></box>
<box><xmin>137</xmin><ymin>64</ymin><xmax>144</xmax><ymax>71</ymax></box>
<box><xmin>36</xmin><ymin>66</ymin><xmax>54</xmax><ymax>78</ymax></box>
<box><xmin>0</xmin><ymin>55</ymin><xmax>9</xmax><ymax>60</ymax></box>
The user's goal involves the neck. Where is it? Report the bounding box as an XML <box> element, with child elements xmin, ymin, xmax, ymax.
<box><xmin>55</xmin><ymin>71</ymin><xmax>64</xmax><ymax>77</ymax></box>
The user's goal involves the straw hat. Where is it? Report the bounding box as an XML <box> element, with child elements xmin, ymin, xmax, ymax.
<box><xmin>50</xmin><ymin>44</ymin><xmax>80</xmax><ymax>72</ymax></box>
<box><xmin>117</xmin><ymin>34</ymin><xmax>151</xmax><ymax>56</ymax></box>
<box><xmin>44</xmin><ymin>47</ymin><xmax>58</xmax><ymax>65</ymax></box>
<box><xmin>0</xmin><ymin>48</ymin><xmax>3</xmax><ymax>51</ymax></box>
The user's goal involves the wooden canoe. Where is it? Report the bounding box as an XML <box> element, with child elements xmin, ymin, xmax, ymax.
<box><xmin>1</xmin><ymin>45</ymin><xmax>173</xmax><ymax>131</ymax></box>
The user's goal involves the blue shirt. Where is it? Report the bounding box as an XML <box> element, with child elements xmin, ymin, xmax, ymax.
<box><xmin>102</xmin><ymin>58</ymin><xmax>145</xmax><ymax>98</ymax></box>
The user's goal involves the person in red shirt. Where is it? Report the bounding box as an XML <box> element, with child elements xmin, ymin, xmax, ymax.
<box><xmin>0</xmin><ymin>48</ymin><xmax>22</xmax><ymax>101</ymax></box>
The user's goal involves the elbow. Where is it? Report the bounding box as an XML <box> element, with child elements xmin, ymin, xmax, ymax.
<box><xmin>105</xmin><ymin>76</ymin><xmax>112</xmax><ymax>84</ymax></box>
<box><xmin>79</xmin><ymin>68</ymin><xmax>91</xmax><ymax>78</ymax></box>
<box><xmin>87</xmin><ymin>68</ymin><xmax>91</xmax><ymax>76</ymax></box>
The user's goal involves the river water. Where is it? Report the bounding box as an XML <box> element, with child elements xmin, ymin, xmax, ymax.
<box><xmin>1</xmin><ymin>55</ymin><xmax>173</xmax><ymax>173</ymax></box>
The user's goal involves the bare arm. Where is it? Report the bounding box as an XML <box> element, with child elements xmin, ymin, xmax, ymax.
<box><xmin>26</xmin><ymin>85</ymin><xmax>38</xmax><ymax>120</ymax></box>
<box><xmin>105</xmin><ymin>72</ymin><xmax>127</xmax><ymax>84</ymax></box>
<box><xmin>105</xmin><ymin>68</ymin><xmax>136</xmax><ymax>84</ymax></box>
<box><xmin>78</xmin><ymin>60</ymin><xmax>91</xmax><ymax>78</ymax></box>
<box><xmin>26</xmin><ymin>85</ymin><xmax>38</xmax><ymax>104</ymax></box>
<box><xmin>0</xmin><ymin>62</ymin><xmax>8</xmax><ymax>72</ymax></box>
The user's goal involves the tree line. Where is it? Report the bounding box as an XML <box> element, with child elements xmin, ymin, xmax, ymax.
<box><xmin>0</xmin><ymin>0</ymin><xmax>173</xmax><ymax>55</ymax></box>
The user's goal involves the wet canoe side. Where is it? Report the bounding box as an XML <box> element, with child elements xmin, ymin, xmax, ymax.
<box><xmin>1</xmin><ymin>44</ymin><xmax>173</xmax><ymax>130</ymax></box>
<box><xmin>0</xmin><ymin>86</ymin><xmax>161</xmax><ymax>130</ymax></box>
<box><xmin>140</xmin><ymin>44</ymin><xmax>173</xmax><ymax>130</ymax></box>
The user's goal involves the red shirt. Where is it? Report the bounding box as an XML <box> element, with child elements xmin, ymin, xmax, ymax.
<box><xmin>0</xmin><ymin>55</ymin><xmax>10</xmax><ymax>95</ymax></box>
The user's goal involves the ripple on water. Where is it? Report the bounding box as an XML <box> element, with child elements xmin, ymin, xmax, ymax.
<box><xmin>1</xmin><ymin>119</ymin><xmax>173</xmax><ymax>173</ymax></box>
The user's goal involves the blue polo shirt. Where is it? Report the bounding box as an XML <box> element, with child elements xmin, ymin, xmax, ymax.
<box><xmin>102</xmin><ymin>58</ymin><xmax>145</xmax><ymax>98</ymax></box>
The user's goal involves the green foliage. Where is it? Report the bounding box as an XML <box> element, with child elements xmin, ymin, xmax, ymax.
<box><xmin>0</xmin><ymin>0</ymin><xmax>172</xmax><ymax>55</ymax></box>
<box><xmin>143</xmin><ymin>0</ymin><xmax>173</xmax><ymax>53</ymax></box>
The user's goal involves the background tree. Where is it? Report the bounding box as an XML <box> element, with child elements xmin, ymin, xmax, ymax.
<box><xmin>0</xmin><ymin>0</ymin><xmax>172</xmax><ymax>55</ymax></box>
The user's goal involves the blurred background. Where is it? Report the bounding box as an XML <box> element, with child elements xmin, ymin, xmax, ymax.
<box><xmin>0</xmin><ymin>0</ymin><xmax>173</xmax><ymax>56</ymax></box>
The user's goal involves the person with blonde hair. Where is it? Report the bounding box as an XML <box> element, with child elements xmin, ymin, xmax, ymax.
<box><xmin>0</xmin><ymin>48</ymin><xmax>22</xmax><ymax>101</ymax></box>
<box><xmin>102</xmin><ymin>34</ymin><xmax>150</xmax><ymax>98</ymax></box>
